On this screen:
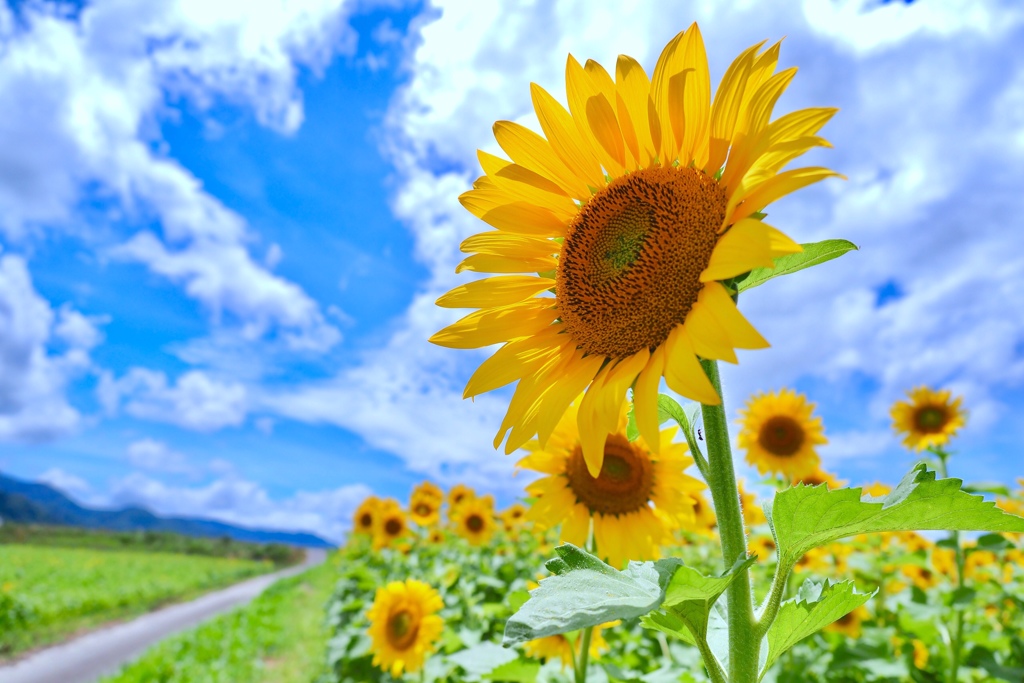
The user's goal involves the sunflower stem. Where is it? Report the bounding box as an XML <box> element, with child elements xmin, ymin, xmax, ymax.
<box><xmin>575</xmin><ymin>626</ymin><xmax>593</xmax><ymax>683</ymax></box>
<box><xmin>699</xmin><ymin>359</ymin><xmax>758</xmax><ymax>683</ymax></box>
<box><xmin>935</xmin><ymin>450</ymin><xmax>965</xmax><ymax>683</ymax></box>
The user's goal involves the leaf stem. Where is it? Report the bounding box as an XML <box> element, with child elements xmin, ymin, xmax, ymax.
<box><xmin>935</xmin><ymin>450</ymin><xmax>965</xmax><ymax>683</ymax></box>
<box><xmin>699</xmin><ymin>359</ymin><xmax>758</xmax><ymax>683</ymax></box>
<box><xmin>754</xmin><ymin>559</ymin><xmax>793</xmax><ymax>638</ymax></box>
<box><xmin>574</xmin><ymin>626</ymin><xmax>593</xmax><ymax>683</ymax></box>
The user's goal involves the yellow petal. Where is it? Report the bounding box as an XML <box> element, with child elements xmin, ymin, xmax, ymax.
<box><xmin>530</xmin><ymin>82</ymin><xmax>606</xmax><ymax>189</ymax></box>
<box><xmin>477</xmin><ymin>150</ymin><xmax>579</xmax><ymax>221</ymax></box>
<box><xmin>700</xmin><ymin>217</ymin><xmax>778</xmax><ymax>281</ymax></box>
<box><xmin>633</xmin><ymin>345</ymin><xmax>666</xmax><ymax>450</ymax></box>
<box><xmin>576</xmin><ymin>365</ymin><xmax>611</xmax><ymax>475</ymax></box>
<box><xmin>463</xmin><ymin>328</ymin><xmax>563</xmax><ymax>397</ymax></box>
<box><xmin>566</xmin><ymin>55</ymin><xmax>625</xmax><ymax>177</ymax></box>
<box><xmin>707</xmin><ymin>41</ymin><xmax>761</xmax><ymax>173</ymax></box>
<box><xmin>436</xmin><ymin>275</ymin><xmax>554</xmax><ymax>309</ymax></box>
<box><xmin>460</xmin><ymin>232</ymin><xmax>557</xmax><ymax>258</ymax></box>
<box><xmin>533</xmin><ymin>352</ymin><xmax>605</xmax><ymax>446</ymax></box>
<box><xmin>581</xmin><ymin>351</ymin><xmax>649</xmax><ymax>476</ymax></box>
<box><xmin>679</xmin><ymin>23</ymin><xmax>711</xmax><ymax>167</ymax></box>
<box><xmin>650</xmin><ymin>27</ymin><xmax>687</xmax><ymax>160</ymax></box>
<box><xmin>663</xmin><ymin>326</ymin><xmax>720</xmax><ymax>405</ymax></box>
<box><xmin>430</xmin><ymin>300</ymin><xmax>558</xmax><ymax>349</ymax></box>
<box><xmin>493</xmin><ymin>120</ymin><xmax>592</xmax><ymax>200</ymax></box>
<box><xmin>615</xmin><ymin>55</ymin><xmax>656</xmax><ymax>167</ymax></box>
<box><xmin>685</xmin><ymin>295</ymin><xmax>739</xmax><ymax>364</ymax></box>
<box><xmin>494</xmin><ymin>345</ymin><xmax>571</xmax><ymax>449</ymax></box>
<box><xmin>516</xmin><ymin>451</ymin><xmax>565</xmax><ymax>475</ymax></box>
<box><xmin>697</xmin><ymin>282</ymin><xmax>769</xmax><ymax>350</ymax></box>
<box><xmin>459</xmin><ymin>190</ymin><xmax>567</xmax><ymax>237</ymax></box>
<box><xmin>766</xmin><ymin>107</ymin><xmax>838</xmax><ymax>146</ymax></box>
<box><xmin>731</xmin><ymin>167</ymin><xmax>842</xmax><ymax>223</ymax></box>
<box><xmin>455</xmin><ymin>254</ymin><xmax>558</xmax><ymax>274</ymax></box>
<box><xmin>561</xmin><ymin>503</ymin><xmax>591</xmax><ymax>547</ymax></box>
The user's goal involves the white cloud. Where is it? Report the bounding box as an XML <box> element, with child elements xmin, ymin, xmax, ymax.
<box><xmin>100</xmin><ymin>471</ymin><xmax>371</xmax><ymax>543</ymax></box>
<box><xmin>100</xmin><ymin>368</ymin><xmax>248</xmax><ymax>431</ymax></box>
<box><xmin>38</xmin><ymin>467</ymin><xmax>91</xmax><ymax>495</ymax></box>
<box><xmin>0</xmin><ymin>0</ymin><xmax>351</xmax><ymax>351</ymax></box>
<box><xmin>125</xmin><ymin>438</ymin><xmax>196</xmax><ymax>475</ymax></box>
<box><xmin>0</xmin><ymin>255</ymin><xmax>98</xmax><ymax>441</ymax></box>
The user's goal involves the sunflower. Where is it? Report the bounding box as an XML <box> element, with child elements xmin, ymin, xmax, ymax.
<box><xmin>518</xmin><ymin>400</ymin><xmax>705</xmax><ymax>568</ymax></box>
<box><xmin>682</xmin><ymin>490</ymin><xmax>717</xmax><ymax>536</ymax></box>
<box><xmin>427</xmin><ymin>528</ymin><xmax>445</xmax><ymax>545</ymax></box>
<box><xmin>524</xmin><ymin>622</ymin><xmax>614</xmax><ymax>669</ymax></box>
<box><xmin>890</xmin><ymin>386</ymin><xmax>967</xmax><ymax>452</ymax></box>
<box><xmin>429</xmin><ymin>24</ymin><xmax>839</xmax><ymax>476</ymax></box>
<box><xmin>372</xmin><ymin>499</ymin><xmax>408</xmax><ymax>550</ymax></box>
<box><xmin>738</xmin><ymin>389</ymin><xmax>826</xmax><ymax>479</ymax></box>
<box><xmin>366</xmin><ymin>579</ymin><xmax>444</xmax><ymax>676</ymax></box>
<box><xmin>499</xmin><ymin>502</ymin><xmax>529</xmax><ymax>532</ymax></box>
<box><xmin>749</xmin><ymin>535</ymin><xmax>777</xmax><ymax>561</ymax></box>
<box><xmin>901</xmin><ymin>564</ymin><xmax>940</xmax><ymax>591</ymax></box>
<box><xmin>352</xmin><ymin>495</ymin><xmax>381</xmax><ymax>535</ymax></box>
<box><xmin>826</xmin><ymin>605</ymin><xmax>870</xmax><ymax>638</ymax></box>
<box><xmin>793</xmin><ymin>546</ymin><xmax>830</xmax><ymax>573</ymax></box>
<box><xmin>862</xmin><ymin>482</ymin><xmax>891</xmax><ymax>499</ymax></box>
<box><xmin>447</xmin><ymin>484</ymin><xmax>475</xmax><ymax>512</ymax></box>
<box><xmin>793</xmin><ymin>468</ymin><xmax>846</xmax><ymax>489</ymax></box>
<box><xmin>409</xmin><ymin>489</ymin><xmax>442</xmax><ymax>527</ymax></box>
<box><xmin>451</xmin><ymin>497</ymin><xmax>497</xmax><ymax>546</ymax></box>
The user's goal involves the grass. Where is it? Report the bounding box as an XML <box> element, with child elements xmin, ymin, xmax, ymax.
<box><xmin>0</xmin><ymin>545</ymin><xmax>274</xmax><ymax>658</ymax></box>
<box><xmin>99</xmin><ymin>554</ymin><xmax>336</xmax><ymax>683</ymax></box>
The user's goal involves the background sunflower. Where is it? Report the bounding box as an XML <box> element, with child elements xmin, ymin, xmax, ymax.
<box><xmin>738</xmin><ymin>388</ymin><xmax>827</xmax><ymax>480</ymax></box>
<box><xmin>366</xmin><ymin>579</ymin><xmax>444</xmax><ymax>676</ymax></box>
<box><xmin>890</xmin><ymin>386</ymin><xmax>967</xmax><ymax>452</ymax></box>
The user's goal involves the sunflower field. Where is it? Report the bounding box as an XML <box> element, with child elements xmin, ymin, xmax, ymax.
<box><xmin>324</xmin><ymin>21</ymin><xmax>1024</xmax><ymax>683</ymax></box>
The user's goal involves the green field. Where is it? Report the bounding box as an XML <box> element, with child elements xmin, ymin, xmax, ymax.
<box><xmin>100</xmin><ymin>557</ymin><xmax>336</xmax><ymax>683</ymax></box>
<box><xmin>0</xmin><ymin>545</ymin><xmax>274</xmax><ymax>656</ymax></box>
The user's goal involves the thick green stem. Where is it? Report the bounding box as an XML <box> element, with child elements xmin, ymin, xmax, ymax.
<box><xmin>699</xmin><ymin>359</ymin><xmax>758</xmax><ymax>683</ymax></box>
<box><xmin>574</xmin><ymin>626</ymin><xmax>593</xmax><ymax>683</ymax></box>
<box><xmin>936</xmin><ymin>452</ymin><xmax>964</xmax><ymax>683</ymax></box>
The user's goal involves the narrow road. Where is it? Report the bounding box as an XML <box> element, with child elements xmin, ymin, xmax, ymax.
<box><xmin>0</xmin><ymin>548</ymin><xmax>328</xmax><ymax>683</ymax></box>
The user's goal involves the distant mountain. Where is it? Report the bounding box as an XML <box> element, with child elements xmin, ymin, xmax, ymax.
<box><xmin>0</xmin><ymin>473</ymin><xmax>334</xmax><ymax>548</ymax></box>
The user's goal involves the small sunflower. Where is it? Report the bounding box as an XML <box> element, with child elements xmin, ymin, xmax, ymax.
<box><xmin>414</xmin><ymin>481</ymin><xmax>444</xmax><ymax>503</ymax></box>
<box><xmin>683</xmin><ymin>490</ymin><xmax>717</xmax><ymax>536</ymax></box>
<box><xmin>749</xmin><ymin>535</ymin><xmax>777</xmax><ymax>561</ymax></box>
<box><xmin>430</xmin><ymin>24</ymin><xmax>840</xmax><ymax>477</ymax></box>
<box><xmin>372</xmin><ymin>499</ymin><xmax>408</xmax><ymax>550</ymax></box>
<box><xmin>793</xmin><ymin>468</ymin><xmax>846</xmax><ymax>489</ymax></box>
<box><xmin>524</xmin><ymin>622</ymin><xmax>613</xmax><ymax>669</ymax></box>
<box><xmin>738</xmin><ymin>389</ymin><xmax>826</xmax><ymax>479</ymax></box>
<box><xmin>409</xmin><ymin>489</ymin><xmax>442</xmax><ymax>527</ymax></box>
<box><xmin>519</xmin><ymin>400</ymin><xmax>705</xmax><ymax>568</ymax></box>
<box><xmin>366</xmin><ymin>579</ymin><xmax>444</xmax><ymax>676</ymax></box>
<box><xmin>427</xmin><ymin>528</ymin><xmax>445</xmax><ymax>545</ymax></box>
<box><xmin>890</xmin><ymin>386</ymin><xmax>967</xmax><ymax>452</ymax></box>
<box><xmin>901</xmin><ymin>564</ymin><xmax>940</xmax><ymax>591</ymax></box>
<box><xmin>352</xmin><ymin>495</ymin><xmax>380</xmax><ymax>535</ymax></box>
<box><xmin>452</xmin><ymin>497</ymin><xmax>497</xmax><ymax>546</ymax></box>
<box><xmin>826</xmin><ymin>605</ymin><xmax>870</xmax><ymax>638</ymax></box>
<box><xmin>447</xmin><ymin>484</ymin><xmax>475</xmax><ymax>512</ymax></box>
<box><xmin>499</xmin><ymin>503</ymin><xmax>529</xmax><ymax>532</ymax></box>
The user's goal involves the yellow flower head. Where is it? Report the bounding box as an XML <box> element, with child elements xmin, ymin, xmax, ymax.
<box><xmin>427</xmin><ymin>528</ymin><xmax>445</xmax><ymax>545</ymax></box>
<box><xmin>890</xmin><ymin>386</ymin><xmax>966</xmax><ymax>452</ymax></box>
<box><xmin>684</xmin><ymin>490</ymin><xmax>718</xmax><ymax>536</ymax></box>
<box><xmin>499</xmin><ymin>502</ymin><xmax>529</xmax><ymax>531</ymax></box>
<box><xmin>862</xmin><ymin>482</ymin><xmax>891</xmax><ymax>499</ymax></box>
<box><xmin>447</xmin><ymin>484</ymin><xmax>475</xmax><ymax>512</ymax></box>
<box><xmin>409</xmin><ymin>487</ymin><xmax>442</xmax><ymax>527</ymax></box>
<box><xmin>793</xmin><ymin>468</ymin><xmax>846</xmax><ymax>490</ymax></box>
<box><xmin>518</xmin><ymin>400</ymin><xmax>705</xmax><ymax>568</ymax></box>
<box><xmin>738</xmin><ymin>388</ymin><xmax>827</xmax><ymax>480</ymax></box>
<box><xmin>451</xmin><ymin>497</ymin><xmax>497</xmax><ymax>546</ymax></box>
<box><xmin>372</xmin><ymin>499</ymin><xmax>408</xmax><ymax>550</ymax></box>
<box><xmin>901</xmin><ymin>563</ymin><xmax>941</xmax><ymax>591</ymax></box>
<box><xmin>352</xmin><ymin>495</ymin><xmax>381</xmax><ymax>535</ymax></box>
<box><xmin>430</xmin><ymin>24</ymin><xmax>839</xmax><ymax>478</ymax></box>
<box><xmin>826</xmin><ymin>605</ymin><xmax>870</xmax><ymax>639</ymax></box>
<box><xmin>366</xmin><ymin>579</ymin><xmax>444</xmax><ymax>677</ymax></box>
<box><xmin>749</xmin><ymin>535</ymin><xmax>777</xmax><ymax>561</ymax></box>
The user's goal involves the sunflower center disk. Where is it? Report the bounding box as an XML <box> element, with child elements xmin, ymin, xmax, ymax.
<box><xmin>914</xmin><ymin>406</ymin><xmax>948</xmax><ymax>432</ymax></box>
<box><xmin>466</xmin><ymin>514</ymin><xmax>484</xmax><ymax>532</ymax></box>
<box><xmin>384</xmin><ymin>518</ymin><xmax>403</xmax><ymax>536</ymax></box>
<box><xmin>388</xmin><ymin>609</ymin><xmax>419</xmax><ymax>649</ymax></box>
<box><xmin>557</xmin><ymin>166</ymin><xmax>727</xmax><ymax>358</ymax></box>
<box><xmin>565</xmin><ymin>434</ymin><xmax>653</xmax><ymax>516</ymax></box>
<box><xmin>757</xmin><ymin>415</ymin><xmax>805</xmax><ymax>457</ymax></box>
<box><xmin>359</xmin><ymin>513</ymin><xmax>372</xmax><ymax>528</ymax></box>
<box><xmin>415</xmin><ymin>504</ymin><xmax>431</xmax><ymax>516</ymax></box>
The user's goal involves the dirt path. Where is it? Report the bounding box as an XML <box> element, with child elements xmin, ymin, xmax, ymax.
<box><xmin>0</xmin><ymin>548</ymin><xmax>328</xmax><ymax>683</ymax></box>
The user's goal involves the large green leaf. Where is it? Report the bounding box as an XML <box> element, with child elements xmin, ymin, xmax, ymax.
<box><xmin>769</xmin><ymin>464</ymin><xmax>1024</xmax><ymax>567</ymax></box>
<box><xmin>761</xmin><ymin>580</ymin><xmax>874</xmax><ymax>678</ymax></box>
<box><xmin>503</xmin><ymin>544</ymin><xmax>680</xmax><ymax>646</ymax></box>
<box><xmin>661</xmin><ymin>557</ymin><xmax>755</xmax><ymax>641</ymax></box>
<box><xmin>735</xmin><ymin>239</ymin><xmax>858</xmax><ymax>293</ymax></box>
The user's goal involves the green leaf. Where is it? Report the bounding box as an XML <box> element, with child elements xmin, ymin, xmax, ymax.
<box><xmin>768</xmin><ymin>464</ymin><xmax>1024</xmax><ymax>567</ymax></box>
<box><xmin>735</xmin><ymin>239</ymin><xmax>858</xmax><ymax>293</ymax></box>
<box><xmin>963</xmin><ymin>482</ymin><xmax>1011</xmax><ymax>497</ymax></box>
<box><xmin>660</xmin><ymin>556</ymin><xmax>755</xmax><ymax>644</ymax></box>
<box><xmin>448</xmin><ymin>641</ymin><xmax>518</xmax><ymax>676</ymax></box>
<box><xmin>762</xmin><ymin>580</ymin><xmax>874</xmax><ymax>677</ymax></box>
<box><xmin>503</xmin><ymin>544</ymin><xmax>681</xmax><ymax>646</ymax></box>
<box><xmin>483</xmin><ymin>657</ymin><xmax>541</xmax><ymax>683</ymax></box>
<box><xmin>640</xmin><ymin>610</ymin><xmax>697</xmax><ymax>647</ymax></box>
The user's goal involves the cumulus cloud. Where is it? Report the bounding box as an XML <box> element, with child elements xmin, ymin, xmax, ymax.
<box><xmin>125</xmin><ymin>438</ymin><xmax>196</xmax><ymax>475</ymax></box>
<box><xmin>0</xmin><ymin>0</ymin><xmax>350</xmax><ymax>351</ymax></box>
<box><xmin>259</xmin><ymin>0</ymin><xmax>1024</xmax><ymax>486</ymax></box>
<box><xmin>99</xmin><ymin>471</ymin><xmax>371</xmax><ymax>543</ymax></box>
<box><xmin>0</xmin><ymin>255</ymin><xmax>100</xmax><ymax>441</ymax></box>
<box><xmin>38</xmin><ymin>467</ymin><xmax>92</xmax><ymax>495</ymax></box>
<box><xmin>100</xmin><ymin>368</ymin><xmax>248</xmax><ymax>431</ymax></box>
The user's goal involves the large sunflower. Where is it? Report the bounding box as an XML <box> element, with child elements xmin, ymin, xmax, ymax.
<box><xmin>519</xmin><ymin>400</ymin><xmax>705</xmax><ymax>568</ymax></box>
<box><xmin>890</xmin><ymin>386</ymin><xmax>966</xmax><ymax>452</ymax></box>
<box><xmin>738</xmin><ymin>388</ymin><xmax>827</xmax><ymax>479</ymax></box>
<box><xmin>430</xmin><ymin>23</ymin><xmax>838</xmax><ymax>475</ymax></box>
<box><xmin>366</xmin><ymin>579</ymin><xmax>444</xmax><ymax>676</ymax></box>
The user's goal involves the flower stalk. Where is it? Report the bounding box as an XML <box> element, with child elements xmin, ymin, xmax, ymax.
<box><xmin>699</xmin><ymin>359</ymin><xmax>759</xmax><ymax>683</ymax></box>
<box><xmin>933</xmin><ymin>448</ymin><xmax>965</xmax><ymax>683</ymax></box>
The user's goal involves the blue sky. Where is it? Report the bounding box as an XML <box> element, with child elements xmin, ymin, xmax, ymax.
<box><xmin>1</xmin><ymin>0</ymin><xmax>1022</xmax><ymax>542</ymax></box>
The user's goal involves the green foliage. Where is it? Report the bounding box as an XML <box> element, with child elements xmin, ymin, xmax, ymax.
<box><xmin>734</xmin><ymin>239</ymin><xmax>858</xmax><ymax>293</ymax></box>
<box><xmin>761</xmin><ymin>580</ymin><xmax>874</xmax><ymax>677</ymax></box>
<box><xmin>768</xmin><ymin>464</ymin><xmax>1024</xmax><ymax>567</ymax></box>
<box><xmin>504</xmin><ymin>544</ymin><xmax>680</xmax><ymax>646</ymax></box>
<box><xmin>0</xmin><ymin>545</ymin><xmax>272</xmax><ymax>656</ymax></box>
<box><xmin>101</xmin><ymin>560</ymin><xmax>336</xmax><ymax>683</ymax></box>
